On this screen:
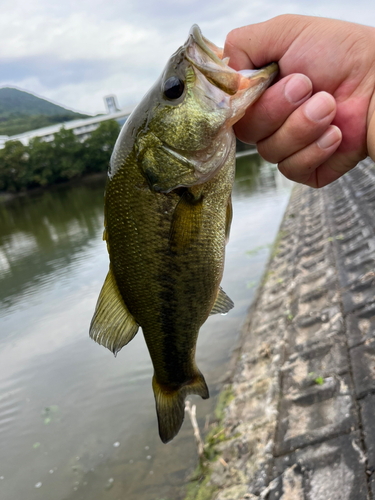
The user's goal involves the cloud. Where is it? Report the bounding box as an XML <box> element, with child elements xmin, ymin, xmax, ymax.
<box><xmin>0</xmin><ymin>0</ymin><xmax>374</xmax><ymax>114</ymax></box>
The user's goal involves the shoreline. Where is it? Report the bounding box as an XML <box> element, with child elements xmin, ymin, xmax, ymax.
<box><xmin>0</xmin><ymin>171</ymin><xmax>107</xmax><ymax>204</ymax></box>
<box><xmin>186</xmin><ymin>158</ymin><xmax>375</xmax><ymax>500</ymax></box>
<box><xmin>0</xmin><ymin>148</ymin><xmax>257</xmax><ymax>204</ymax></box>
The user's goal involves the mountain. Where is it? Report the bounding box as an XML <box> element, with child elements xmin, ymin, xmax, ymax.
<box><xmin>0</xmin><ymin>87</ymin><xmax>90</xmax><ymax>136</ymax></box>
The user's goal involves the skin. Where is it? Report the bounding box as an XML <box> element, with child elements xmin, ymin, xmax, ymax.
<box><xmin>223</xmin><ymin>14</ymin><xmax>375</xmax><ymax>188</ymax></box>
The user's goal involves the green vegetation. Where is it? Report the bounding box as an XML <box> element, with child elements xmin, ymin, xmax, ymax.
<box><xmin>0</xmin><ymin>120</ymin><xmax>120</xmax><ymax>193</ymax></box>
<box><xmin>0</xmin><ymin>87</ymin><xmax>90</xmax><ymax>136</ymax></box>
<box><xmin>246</xmin><ymin>243</ymin><xmax>272</xmax><ymax>256</ymax></box>
<box><xmin>214</xmin><ymin>386</ymin><xmax>235</xmax><ymax>421</ymax></box>
<box><xmin>308</xmin><ymin>372</ymin><xmax>325</xmax><ymax>385</ymax></box>
<box><xmin>184</xmin><ymin>386</ymin><xmax>235</xmax><ymax>500</ymax></box>
<box><xmin>184</xmin><ymin>473</ymin><xmax>217</xmax><ymax>500</ymax></box>
<box><xmin>314</xmin><ymin>376</ymin><xmax>325</xmax><ymax>385</ymax></box>
<box><xmin>327</xmin><ymin>235</ymin><xmax>344</xmax><ymax>241</ymax></box>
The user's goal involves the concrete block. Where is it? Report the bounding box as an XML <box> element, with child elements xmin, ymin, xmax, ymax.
<box><xmin>351</xmin><ymin>338</ymin><xmax>375</xmax><ymax>398</ymax></box>
<box><xmin>359</xmin><ymin>394</ymin><xmax>375</xmax><ymax>470</ymax></box>
<box><xmin>342</xmin><ymin>275</ymin><xmax>375</xmax><ymax>314</ymax></box>
<box><xmin>270</xmin><ymin>433</ymin><xmax>368</xmax><ymax>500</ymax></box>
<box><xmin>275</xmin><ymin>374</ymin><xmax>358</xmax><ymax>455</ymax></box>
<box><xmin>292</xmin><ymin>306</ymin><xmax>343</xmax><ymax>350</ymax></box>
<box><xmin>282</xmin><ymin>336</ymin><xmax>349</xmax><ymax>396</ymax></box>
<box><xmin>346</xmin><ymin>309</ymin><xmax>375</xmax><ymax>348</ymax></box>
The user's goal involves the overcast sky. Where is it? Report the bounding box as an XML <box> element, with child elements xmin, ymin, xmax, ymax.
<box><xmin>1</xmin><ymin>0</ymin><xmax>374</xmax><ymax>115</ymax></box>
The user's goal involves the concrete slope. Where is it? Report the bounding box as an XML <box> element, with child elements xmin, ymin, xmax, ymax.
<box><xmin>192</xmin><ymin>158</ymin><xmax>375</xmax><ymax>500</ymax></box>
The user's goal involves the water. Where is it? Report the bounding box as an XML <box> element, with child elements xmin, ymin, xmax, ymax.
<box><xmin>0</xmin><ymin>155</ymin><xmax>292</xmax><ymax>500</ymax></box>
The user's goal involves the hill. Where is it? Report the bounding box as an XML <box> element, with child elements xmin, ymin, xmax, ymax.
<box><xmin>0</xmin><ymin>87</ymin><xmax>90</xmax><ymax>136</ymax></box>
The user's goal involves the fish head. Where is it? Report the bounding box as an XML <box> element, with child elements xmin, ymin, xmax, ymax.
<box><xmin>122</xmin><ymin>25</ymin><xmax>278</xmax><ymax>192</ymax></box>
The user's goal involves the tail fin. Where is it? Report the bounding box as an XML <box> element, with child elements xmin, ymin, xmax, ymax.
<box><xmin>152</xmin><ymin>371</ymin><xmax>209</xmax><ymax>444</ymax></box>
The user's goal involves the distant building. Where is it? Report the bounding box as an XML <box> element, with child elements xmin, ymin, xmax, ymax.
<box><xmin>104</xmin><ymin>95</ymin><xmax>120</xmax><ymax>114</ymax></box>
<box><xmin>0</xmin><ymin>98</ymin><xmax>135</xmax><ymax>149</ymax></box>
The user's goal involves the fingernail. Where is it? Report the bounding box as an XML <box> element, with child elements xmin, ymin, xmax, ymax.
<box><xmin>305</xmin><ymin>92</ymin><xmax>335</xmax><ymax>122</ymax></box>
<box><xmin>317</xmin><ymin>126</ymin><xmax>342</xmax><ymax>149</ymax></box>
<box><xmin>284</xmin><ymin>75</ymin><xmax>312</xmax><ymax>104</ymax></box>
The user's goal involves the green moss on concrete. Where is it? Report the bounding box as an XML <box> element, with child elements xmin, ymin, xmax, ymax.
<box><xmin>183</xmin><ymin>386</ymin><xmax>235</xmax><ymax>500</ymax></box>
<box><xmin>214</xmin><ymin>386</ymin><xmax>234</xmax><ymax>420</ymax></box>
<box><xmin>184</xmin><ymin>472</ymin><xmax>217</xmax><ymax>500</ymax></box>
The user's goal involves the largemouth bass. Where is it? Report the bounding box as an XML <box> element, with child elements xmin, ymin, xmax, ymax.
<box><xmin>90</xmin><ymin>25</ymin><xmax>278</xmax><ymax>443</ymax></box>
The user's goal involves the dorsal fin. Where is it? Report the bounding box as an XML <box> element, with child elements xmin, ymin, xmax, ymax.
<box><xmin>210</xmin><ymin>286</ymin><xmax>234</xmax><ymax>316</ymax></box>
<box><xmin>89</xmin><ymin>267</ymin><xmax>139</xmax><ymax>356</ymax></box>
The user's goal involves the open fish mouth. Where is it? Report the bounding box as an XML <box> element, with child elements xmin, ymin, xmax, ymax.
<box><xmin>139</xmin><ymin>25</ymin><xmax>279</xmax><ymax>194</ymax></box>
<box><xmin>155</xmin><ymin>26</ymin><xmax>279</xmax><ymax>191</ymax></box>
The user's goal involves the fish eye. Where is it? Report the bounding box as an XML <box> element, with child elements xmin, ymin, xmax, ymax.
<box><xmin>163</xmin><ymin>77</ymin><xmax>184</xmax><ymax>100</ymax></box>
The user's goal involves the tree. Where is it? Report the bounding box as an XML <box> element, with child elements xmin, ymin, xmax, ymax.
<box><xmin>28</xmin><ymin>138</ymin><xmax>56</xmax><ymax>187</ymax></box>
<box><xmin>0</xmin><ymin>119</ymin><xmax>122</xmax><ymax>193</ymax></box>
<box><xmin>83</xmin><ymin>120</ymin><xmax>120</xmax><ymax>173</ymax></box>
<box><xmin>52</xmin><ymin>127</ymin><xmax>85</xmax><ymax>180</ymax></box>
<box><xmin>0</xmin><ymin>140</ymin><xmax>29</xmax><ymax>192</ymax></box>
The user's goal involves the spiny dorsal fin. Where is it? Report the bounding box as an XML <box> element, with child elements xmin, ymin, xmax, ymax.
<box><xmin>89</xmin><ymin>267</ymin><xmax>139</xmax><ymax>356</ymax></box>
<box><xmin>225</xmin><ymin>195</ymin><xmax>233</xmax><ymax>244</ymax></box>
<box><xmin>169</xmin><ymin>190</ymin><xmax>203</xmax><ymax>253</ymax></box>
<box><xmin>210</xmin><ymin>286</ymin><xmax>234</xmax><ymax>316</ymax></box>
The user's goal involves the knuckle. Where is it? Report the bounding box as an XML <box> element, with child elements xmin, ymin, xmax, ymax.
<box><xmin>256</xmin><ymin>139</ymin><xmax>280</xmax><ymax>164</ymax></box>
<box><xmin>257</xmin><ymin>99</ymin><xmax>279</xmax><ymax>124</ymax></box>
<box><xmin>225</xmin><ymin>28</ymin><xmax>242</xmax><ymax>45</ymax></box>
<box><xmin>277</xmin><ymin>161</ymin><xmax>296</xmax><ymax>181</ymax></box>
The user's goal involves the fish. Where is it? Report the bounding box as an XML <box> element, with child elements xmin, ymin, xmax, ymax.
<box><xmin>90</xmin><ymin>25</ymin><xmax>278</xmax><ymax>443</ymax></box>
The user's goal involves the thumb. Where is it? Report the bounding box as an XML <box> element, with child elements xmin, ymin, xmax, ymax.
<box><xmin>223</xmin><ymin>14</ymin><xmax>311</xmax><ymax>71</ymax></box>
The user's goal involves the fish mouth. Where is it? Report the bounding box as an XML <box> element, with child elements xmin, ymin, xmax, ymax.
<box><xmin>186</xmin><ymin>25</ymin><xmax>240</xmax><ymax>96</ymax></box>
<box><xmin>153</xmin><ymin>26</ymin><xmax>279</xmax><ymax>193</ymax></box>
<box><xmin>186</xmin><ymin>24</ymin><xmax>278</xmax><ymax>123</ymax></box>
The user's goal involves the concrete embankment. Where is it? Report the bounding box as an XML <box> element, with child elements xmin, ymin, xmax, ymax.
<box><xmin>187</xmin><ymin>158</ymin><xmax>375</xmax><ymax>500</ymax></box>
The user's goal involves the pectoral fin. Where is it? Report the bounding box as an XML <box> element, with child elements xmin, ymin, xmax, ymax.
<box><xmin>169</xmin><ymin>189</ymin><xmax>203</xmax><ymax>253</ymax></box>
<box><xmin>210</xmin><ymin>286</ymin><xmax>234</xmax><ymax>315</ymax></box>
<box><xmin>90</xmin><ymin>267</ymin><xmax>139</xmax><ymax>356</ymax></box>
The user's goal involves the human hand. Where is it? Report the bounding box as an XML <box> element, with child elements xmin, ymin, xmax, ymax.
<box><xmin>224</xmin><ymin>15</ymin><xmax>375</xmax><ymax>187</ymax></box>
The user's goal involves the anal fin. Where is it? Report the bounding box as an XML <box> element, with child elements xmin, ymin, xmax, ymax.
<box><xmin>89</xmin><ymin>267</ymin><xmax>139</xmax><ymax>356</ymax></box>
<box><xmin>209</xmin><ymin>286</ymin><xmax>234</xmax><ymax>316</ymax></box>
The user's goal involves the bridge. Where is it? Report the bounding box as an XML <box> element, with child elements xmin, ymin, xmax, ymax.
<box><xmin>0</xmin><ymin>104</ymin><xmax>135</xmax><ymax>149</ymax></box>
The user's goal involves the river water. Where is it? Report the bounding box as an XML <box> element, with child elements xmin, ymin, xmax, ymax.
<box><xmin>0</xmin><ymin>154</ymin><xmax>292</xmax><ymax>500</ymax></box>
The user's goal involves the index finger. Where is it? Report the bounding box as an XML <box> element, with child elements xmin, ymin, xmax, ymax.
<box><xmin>223</xmin><ymin>14</ymin><xmax>311</xmax><ymax>70</ymax></box>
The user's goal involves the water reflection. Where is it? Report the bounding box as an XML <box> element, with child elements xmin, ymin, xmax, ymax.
<box><xmin>234</xmin><ymin>153</ymin><xmax>285</xmax><ymax>194</ymax></box>
<box><xmin>0</xmin><ymin>178</ymin><xmax>105</xmax><ymax>310</ymax></box>
<box><xmin>0</xmin><ymin>156</ymin><xmax>292</xmax><ymax>500</ymax></box>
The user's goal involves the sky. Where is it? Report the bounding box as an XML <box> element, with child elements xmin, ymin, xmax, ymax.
<box><xmin>1</xmin><ymin>0</ymin><xmax>374</xmax><ymax>115</ymax></box>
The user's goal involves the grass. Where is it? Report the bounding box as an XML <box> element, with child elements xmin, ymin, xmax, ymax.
<box><xmin>183</xmin><ymin>386</ymin><xmax>235</xmax><ymax>500</ymax></box>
